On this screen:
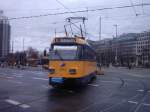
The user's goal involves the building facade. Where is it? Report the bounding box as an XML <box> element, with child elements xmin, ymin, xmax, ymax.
<box><xmin>112</xmin><ymin>33</ymin><xmax>137</xmax><ymax>66</ymax></box>
<box><xmin>91</xmin><ymin>31</ymin><xmax>150</xmax><ymax>67</ymax></box>
<box><xmin>136</xmin><ymin>31</ymin><xmax>150</xmax><ymax>66</ymax></box>
<box><xmin>94</xmin><ymin>39</ymin><xmax>112</xmax><ymax>65</ymax></box>
<box><xmin>0</xmin><ymin>10</ymin><xmax>11</xmax><ymax>58</ymax></box>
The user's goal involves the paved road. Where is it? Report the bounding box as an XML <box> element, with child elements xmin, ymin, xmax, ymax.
<box><xmin>0</xmin><ymin>67</ymin><xmax>150</xmax><ymax>112</ymax></box>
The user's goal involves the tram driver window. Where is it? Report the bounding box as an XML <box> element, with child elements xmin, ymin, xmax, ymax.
<box><xmin>82</xmin><ymin>46</ymin><xmax>96</xmax><ymax>60</ymax></box>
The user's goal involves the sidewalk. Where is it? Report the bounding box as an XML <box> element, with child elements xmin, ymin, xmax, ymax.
<box><xmin>104</xmin><ymin>66</ymin><xmax>150</xmax><ymax>78</ymax></box>
<box><xmin>0</xmin><ymin>65</ymin><xmax>47</xmax><ymax>72</ymax></box>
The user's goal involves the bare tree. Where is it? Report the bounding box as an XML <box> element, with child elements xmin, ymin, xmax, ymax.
<box><xmin>26</xmin><ymin>47</ymin><xmax>39</xmax><ymax>59</ymax></box>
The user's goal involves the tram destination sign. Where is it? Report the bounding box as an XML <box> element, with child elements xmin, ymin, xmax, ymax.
<box><xmin>55</xmin><ymin>38</ymin><xmax>75</xmax><ymax>43</ymax></box>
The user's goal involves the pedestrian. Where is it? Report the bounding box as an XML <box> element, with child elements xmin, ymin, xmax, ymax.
<box><xmin>128</xmin><ymin>63</ymin><xmax>132</xmax><ymax>69</ymax></box>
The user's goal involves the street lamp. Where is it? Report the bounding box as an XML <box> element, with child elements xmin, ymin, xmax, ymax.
<box><xmin>113</xmin><ymin>24</ymin><xmax>118</xmax><ymax>65</ymax></box>
<box><xmin>113</xmin><ymin>24</ymin><xmax>118</xmax><ymax>38</ymax></box>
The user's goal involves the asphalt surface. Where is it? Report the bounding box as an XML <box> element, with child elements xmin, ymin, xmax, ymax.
<box><xmin>0</xmin><ymin>67</ymin><xmax>150</xmax><ymax>112</ymax></box>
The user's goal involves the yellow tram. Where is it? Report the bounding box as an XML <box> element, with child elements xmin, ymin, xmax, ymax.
<box><xmin>48</xmin><ymin>36</ymin><xmax>99</xmax><ymax>86</ymax></box>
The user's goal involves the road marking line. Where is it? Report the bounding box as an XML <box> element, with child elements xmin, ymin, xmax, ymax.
<box><xmin>88</xmin><ymin>84</ymin><xmax>99</xmax><ymax>87</ymax></box>
<box><xmin>20</xmin><ymin>104</ymin><xmax>30</xmax><ymax>108</ymax></box>
<box><xmin>42</xmin><ymin>85</ymin><xmax>50</xmax><ymax>89</ymax></box>
<box><xmin>100</xmin><ymin>80</ymin><xmax>120</xmax><ymax>84</ymax></box>
<box><xmin>137</xmin><ymin>90</ymin><xmax>150</xmax><ymax>93</ymax></box>
<box><xmin>30</xmin><ymin>71</ymin><xmax>43</xmax><ymax>74</ymax></box>
<box><xmin>33</xmin><ymin>77</ymin><xmax>48</xmax><ymax>81</ymax></box>
<box><xmin>0</xmin><ymin>76</ymin><xmax>13</xmax><ymax>79</ymax></box>
<box><xmin>5</xmin><ymin>99</ymin><xmax>20</xmax><ymax>105</ymax></box>
<box><xmin>143</xmin><ymin>103</ymin><xmax>150</xmax><ymax>106</ymax></box>
<box><xmin>15</xmin><ymin>81</ymin><xmax>23</xmax><ymax>84</ymax></box>
<box><xmin>128</xmin><ymin>101</ymin><xmax>138</xmax><ymax>104</ymax></box>
<box><xmin>12</xmin><ymin>73</ymin><xmax>19</xmax><ymax>75</ymax></box>
<box><xmin>6</xmin><ymin>76</ymin><xmax>14</xmax><ymax>79</ymax></box>
<box><xmin>13</xmin><ymin>75</ymin><xmax>23</xmax><ymax>78</ymax></box>
<box><xmin>36</xmin><ymin>72</ymin><xmax>44</xmax><ymax>75</ymax></box>
<box><xmin>8</xmin><ymin>80</ymin><xmax>23</xmax><ymax>84</ymax></box>
<box><xmin>137</xmin><ymin>89</ymin><xmax>144</xmax><ymax>92</ymax></box>
<box><xmin>68</xmin><ymin>90</ymin><xmax>74</xmax><ymax>93</ymax></box>
<box><xmin>12</xmin><ymin>73</ymin><xmax>24</xmax><ymax>76</ymax></box>
<box><xmin>5</xmin><ymin>99</ymin><xmax>30</xmax><ymax>109</ymax></box>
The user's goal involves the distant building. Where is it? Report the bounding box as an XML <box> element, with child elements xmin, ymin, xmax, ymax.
<box><xmin>112</xmin><ymin>33</ymin><xmax>137</xmax><ymax>66</ymax></box>
<box><xmin>0</xmin><ymin>10</ymin><xmax>11</xmax><ymax>59</ymax></box>
<box><xmin>95</xmin><ymin>39</ymin><xmax>112</xmax><ymax>65</ymax></box>
<box><xmin>136</xmin><ymin>31</ymin><xmax>150</xmax><ymax>66</ymax></box>
<box><xmin>90</xmin><ymin>31</ymin><xmax>150</xmax><ymax>67</ymax></box>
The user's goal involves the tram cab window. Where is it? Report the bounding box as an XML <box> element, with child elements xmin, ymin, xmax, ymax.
<box><xmin>81</xmin><ymin>46</ymin><xmax>96</xmax><ymax>61</ymax></box>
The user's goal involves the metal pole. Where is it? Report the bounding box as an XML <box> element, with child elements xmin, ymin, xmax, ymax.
<box><xmin>64</xmin><ymin>25</ymin><xmax>68</xmax><ymax>37</ymax></box>
<box><xmin>12</xmin><ymin>40</ymin><xmax>14</xmax><ymax>53</ymax></box>
<box><xmin>83</xmin><ymin>17</ymin><xmax>86</xmax><ymax>37</ymax></box>
<box><xmin>99</xmin><ymin>16</ymin><xmax>101</xmax><ymax>41</ymax></box>
<box><xmin>69</xmin><ymin>22</ymin><xmax>73</xmax><ymax>37</ymax></box>
<box><xmin>135</xmin><ymin>40</ymin><xmax>138</xmax><ymax>67</ymax></box>
<box><xmin>114</xmin><ymin>24</ymin><xmax>118</xmax><ymax>64</ymax></box>
<box><xmin>80</xmin><ymin>24</ymin><xmax>83</xmax><ymax>37</ymax></box>
<box><xmin>55</xmin><ymin>29</ymin><xmax>56</xmax><ymax>37</ymax></box>
<box><xmin>114</xmin><ymin>24</ymin><xmax>118</xmax><ymax>38</ymax></box>
<box><xmin>23</xmin><ymin>38</ymin><xmax>24</xmax><ymax>52</ymax></box>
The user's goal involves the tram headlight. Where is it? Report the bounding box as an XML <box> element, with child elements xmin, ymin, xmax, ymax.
<box><xmin>69</xmin><ymin>69</ymin><xmax>76</xmax><ymax>74</ymax></box>
<box><xmin>49</xmin><ymin>68</ymin><xmax>55</xmax><ymax>74</ymax></box>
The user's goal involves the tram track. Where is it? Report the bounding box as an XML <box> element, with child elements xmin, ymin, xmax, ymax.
<box><xmin>0</xmin><ymin>86</ymin><xmax>76</xmax><ymax>111</ymax></box>
<box><xmin>78</xmin><ymin>77</ymin><xmax>150</xmax><ymax>112</ymax></box>
<box><xmin>130</xmin><ymin>80</ymin><xmax>150</xmax><ymax>112</ymax></box>
<box><xmin>0</xmin><ymin>75</ymin><xmax>150</xmax><ymax>112</ymax></box>
<box><xmin>0</xmin><ymin>77</ymin><xmax>125</xmax><ymax>111</ymax></box>
<box><xmin>77</xmin><ymin>77</ymin><xmax>127</xmax><ymax>112</ymax></box>
<box><xmin>99</xmin><ymin>79</ymin><xmax>150</xmax><ymax>112</ymax></box>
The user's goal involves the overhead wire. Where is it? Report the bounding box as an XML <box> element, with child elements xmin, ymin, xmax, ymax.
<box><xmin>54</xmin><ymin>0</ymin><xmax>79</xmax><ymax>36</ymax></box>
<box><xmin>7</xmin><ymin>3</ymin><xmax>150</xmax><ymax>20</ymax></box>
<box><xmin>141</xmin><ymin>0</ymin><xmax>145</xmax><ymax>14</ymax></box>
<box><xmin>69</xmin><ymin>21</ymin><xmax>95</xmax><ymax>39</ymax></box>
<box><xmin>6</xmin><ymin>3</ymin><xmax>150</xmax><ymax>42</ymax></box>
<box><xmin>54</xmin><ymin>0</ymin><xmax>72</xmax><ymax>12</ymax></box>
<box><xmin>129</xmin><ymin>0</ymin><xmax>138</xmax><ymax>16</ymax></box>
<box><xmin>55</xmin><ymin>0</ymin><xmax>144</xmax><ymax>39</ymax></box>
<box><xmin>54</xmin><ymin>0</ymin><xmax>91</xmax><ymax>38</ymax></box>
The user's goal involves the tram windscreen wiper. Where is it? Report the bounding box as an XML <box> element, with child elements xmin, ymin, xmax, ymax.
<box><xmin>55</xmin><ymin>50</ymin><xmax>64</xmax><ymax>61</ymax></box>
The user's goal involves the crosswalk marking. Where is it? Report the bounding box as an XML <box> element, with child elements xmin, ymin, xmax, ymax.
<box><xmin>20</xmin><ymin>104</ymin><xmax>30</xmax><ymax>108</ymax></box>
<box><xmin>128</xmin><ymin>100</ymin><xmax>138</xmax><ymax>104</ymax></box>
<box><xmin>5</xmin><ymin>99</ymin><xmax>30</xmax><ymax>109</ymax></box>
<box><xmin>5</xmin><ymin>99</ymin><xmax>20</xmax><ymax>105</ymax></box>
<box><xmin>88</xmin><ymin>84</ymin><xmax>99</xmax><ymax>87</ymax></box>
<box><xmin>33</xmin><ymin>77</ymin><xmax>48</xmax><ymax>81</ymax></box>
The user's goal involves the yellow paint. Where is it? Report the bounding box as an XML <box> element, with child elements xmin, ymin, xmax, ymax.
<box><xmin>75</xmin><ymin>37</ymin><xmax>87</xmax><ymax>44</ymax></box>
<box><xmin>48</xmin><ymin>61</ymin><xmax>97</xmax><ymax>78</ymax></box>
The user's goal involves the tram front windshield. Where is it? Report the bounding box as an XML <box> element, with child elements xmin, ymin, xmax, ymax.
<box><xmin>49</xmin><ymin>45</ymin><xmax>80</xmax><ymax>60</ymax></box>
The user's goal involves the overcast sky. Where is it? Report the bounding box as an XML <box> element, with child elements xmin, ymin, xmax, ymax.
<box><xmin>0</xmin><ymin>0</ymin><xmax>150</xmax><ymax>51</ymax></box>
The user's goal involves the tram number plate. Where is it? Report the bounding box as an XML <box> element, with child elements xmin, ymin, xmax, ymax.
<box><xmin>51</xmin><ymin>78</ymin><xmax>63</xmax><ymax>83</ymax></box>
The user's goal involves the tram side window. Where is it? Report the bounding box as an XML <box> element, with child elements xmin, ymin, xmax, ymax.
<box><xmin>82</xmin><ymin>46</ymin><xmax>96</xmax><ymax>60</ymax></box>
